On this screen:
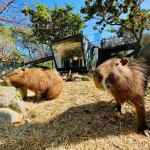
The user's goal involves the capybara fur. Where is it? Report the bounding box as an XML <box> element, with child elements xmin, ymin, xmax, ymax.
<box><xmin>93</xmin><ymin>57</ymin><xmax>150</xmax><ymax>136</ymax></box>
<box><xmin>4</xmin><ymin>68</ymin><xmax>64</xmax><ymax>101</ymax></box>
<box><xmin>139</xmin><ymin>35</ymin><xmax>150</xmax><ymax>74</ymax></box>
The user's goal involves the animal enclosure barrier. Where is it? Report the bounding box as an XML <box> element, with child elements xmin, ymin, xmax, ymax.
<box><xmin>51</xmin><ymin>33</ymin><xmax>98</xmax><ymax>73</ymax></box>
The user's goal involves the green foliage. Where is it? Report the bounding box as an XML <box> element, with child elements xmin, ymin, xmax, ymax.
<box><xmin>38</xmin><ymin>61</ymin><xmax>53</xmax><ymax>68</ymax></box>
<box><xmin>141</xmin><ymin>9</ymin><xmax>150</xmax><ymax>31</ymax></box>
<box><xmin>0</xmin><ymin>23</ymin><xmax>15</xmax><ymax>43</ymax></box>
<box><xmin>0</xmin><ymin>24</ymin><xmax>27</xmax><ymax>62</ymax></box>
<box><xmin>11</xmin><ymin>49</ymin><xmax>24</xmax><ymax>62</ymax></box>
<box><xmin>81</xmin><ymin>0</ymin><xmax>150</xmax><ymax>33</ymax></box>
<box><xmin>11</xmin><ymin>26</ymin><xmax>36</xmax><ymax>60</ymax></box>
<box><xmin>22</xmin><ymin>2</ymin><xmax>85</xmax><ymax>44</ymax></box>
<box><xmin>11</xmin><ymin>26</ymin><xmax>51</xmax><ymax>61</ymax></box>
<box><xmin>0</xmin><ymin>24</ymin><xmax>16</xmax><ymax>59</ymax></box>
<box><xmin>12</xmin><ymin>26</ymin><xmax>33</xmax><ymax>44</ymax></box>
<box><xmin>81</xmin><ymin>0</ymin><xmax>150</xmax><ymax>58</ymax></box>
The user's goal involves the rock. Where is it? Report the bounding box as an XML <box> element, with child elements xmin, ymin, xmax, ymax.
<box><xmin>0</xmin><ymin>86</ymin><xmax>17</xmax><ymax>107</ymax></box>
<box><xmin>9</xmin><ymin>99</ymin><xmax>26</xmax><ymax>114</ymax></box>
<box><xmin>0</xmin><ymin>108</ymin><xmax>22</xmax><ymax>123</ymax></box>
<box><xmin>0</xmin><ymin>86</ymin><xmax>27</xmax><ymax>124</ymax></box>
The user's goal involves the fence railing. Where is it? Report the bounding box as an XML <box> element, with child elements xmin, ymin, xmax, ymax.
<box><xmin>100</xmin><ymin>36</ymin><xmax>135</xmax><ymax>48</ymax></box>
<box><xmin>0</xmin><ymin>61</ymin><xmax>25</xmax><ymax>79</ymax></box>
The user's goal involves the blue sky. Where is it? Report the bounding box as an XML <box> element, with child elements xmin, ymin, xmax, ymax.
<box><xmin>20</xmin><ymin>0</ymin><xmax>150</xmax><ymax>43</ymax></box>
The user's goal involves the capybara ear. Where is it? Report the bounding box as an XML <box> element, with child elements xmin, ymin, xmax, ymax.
<box><xmin>120</xmin><ymin>57</ymin><xmax>129</xmax><ymax>66</ymax></box>
<box><xmin>22</xmin><ymin>68</ymin><xmax>26</xmax><ymax>71</ymax></box>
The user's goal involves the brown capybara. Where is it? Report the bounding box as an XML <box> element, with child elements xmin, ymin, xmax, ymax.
<box><xmin>93</xmin><ymin>57</ymin><xmax>150</xmax><ymax>136</ymax></box>
<box><xmin>4</xmin><ymin>68</ymin><xmax>64</xmax><ymax>101</ymax></box>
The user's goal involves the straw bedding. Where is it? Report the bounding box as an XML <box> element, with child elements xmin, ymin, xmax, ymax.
<box><xmin>0</xmin><ymin>81</ymin><xmax>150</xmax><ymax>150</ymax></box>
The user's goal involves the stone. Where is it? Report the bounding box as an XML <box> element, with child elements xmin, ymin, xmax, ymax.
<box><xmin>9</xmin><ymin>99</ymin><xmax>26</xmax><ymax>114</ymax></box>
<box><xmin>0</xmin><ymin>108</ymin><xmax>22</xmax><ymax>123</ymax></box>
<box><xmin>0</xmin><ymin>86</ymin><xmax>17</xmax><ymax>107</ymax></box>
<box><xmin>0</xmin><ymin>86</ymin><xmax>27</xmax><ymax>124</ymax></box>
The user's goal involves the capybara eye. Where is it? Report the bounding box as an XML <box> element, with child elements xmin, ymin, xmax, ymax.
<box><xmin>115</xmin><ymin>63</ymin><xmax>119</xmax><ymax>66</ymax></box>
<box><xmin>98</xmin><ymin>74</ymin><xmax>103</xmax><ymax>81</ymax></box>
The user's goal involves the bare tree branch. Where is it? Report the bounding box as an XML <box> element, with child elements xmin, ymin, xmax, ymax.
<box><xmin>0</xmin><ymin>0</ymin><xmax>15</xmax><ymax>14</ymax></box>
<box><xmin>0</xmin><ymin>16</ymin><xmax>14</xmax><ymax>23</ymax></box>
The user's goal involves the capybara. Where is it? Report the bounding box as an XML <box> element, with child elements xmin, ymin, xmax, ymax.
<box><xmin>93</xmin><ymin>57</ymin><xmax>150</xmax><ymax>136</ymax></box>
<box><xmin>4</xmin><ymin>68</ymin><xmax>64</xmax><ymax>101</ymax></box>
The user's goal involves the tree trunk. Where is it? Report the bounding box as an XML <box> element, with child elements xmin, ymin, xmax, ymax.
<box><xmin>133</xmin><ymin>40</ymin><xmax>141</xmax><ymax>59</ymax></box>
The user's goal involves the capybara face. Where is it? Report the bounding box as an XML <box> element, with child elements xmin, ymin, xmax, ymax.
<box><xmin>4</xmin><ymin>68</ymin><xmax>26</xmax><ymax>87</ymax></box>
<box><xmin>93</xmin><ymin>57</ymin><xmax>132</xmax><ymax>90</ymax></box>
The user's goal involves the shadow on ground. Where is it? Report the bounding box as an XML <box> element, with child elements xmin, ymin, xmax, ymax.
<box><xmin>1</xmin><ymin>100</ymin><xmax>150</xmax><ymax>149</ymax></box>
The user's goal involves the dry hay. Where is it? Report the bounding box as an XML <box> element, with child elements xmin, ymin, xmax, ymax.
<box><xmin>0</xmin><ymin>81</ymin><xmax>150</xmax><ymax>150</ymax></box>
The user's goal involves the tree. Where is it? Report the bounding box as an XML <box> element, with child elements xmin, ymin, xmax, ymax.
<box><xmin>0</xmin><ymin>0</ymin><xmax>32</xmax><ymax>61</ymax></box>
<box><xmin>11</xmin><ymin>49</ymin><xmax>24</xmax><ymax>62</ymax></box>
<box><xmin>108</xmin><ymin>9</ymin><xmax>150</xmax><ymax>45</ymax></box>
<box><xmin>0</xmin><ymin>23</ymin><xmax>25</xmax><ymax>62</ymax></box>
<box><xmin>0</xmin><ymin>0</ymin><xmax>15</xmax><ymax>24</ymax></box>
<box><xmin>0</xmin><ymin>0</ymin><xmax>28</xmax><ymax>26</ymax></box>
<box><xmin>0</xmin><ymin>23</ymin><xmax>16</xmax><ymax>60</ymax></box>
<box><xmin>11</xmin><ymin>26</ymin><xmax>51</xmax><ymax>61</ymax></box>
<box><xmin>21</xmin><ymin>2</ymin><xmax>86</xmax><ymax>44</ymax></box>
<box><xmin>81</xmin><ymin>0</ymin><xmax>150</xmax><ymax>58</ymax></box>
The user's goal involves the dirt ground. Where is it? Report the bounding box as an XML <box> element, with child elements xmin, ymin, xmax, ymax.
<box><xmin>0</xmin><ymin>80</ymin><xmax>150</xmax><ymax>150</ymax></box>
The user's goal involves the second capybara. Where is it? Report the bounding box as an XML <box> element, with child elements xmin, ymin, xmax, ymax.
<box><xmin>93</xmin><ymin>57</ymin><xmax>150</xmax><ymax>136</ymax></box>
<box><xmin>4</xmin><ymin>68</ymin><xmax>64</xmax><ymax>101</ymax></box>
